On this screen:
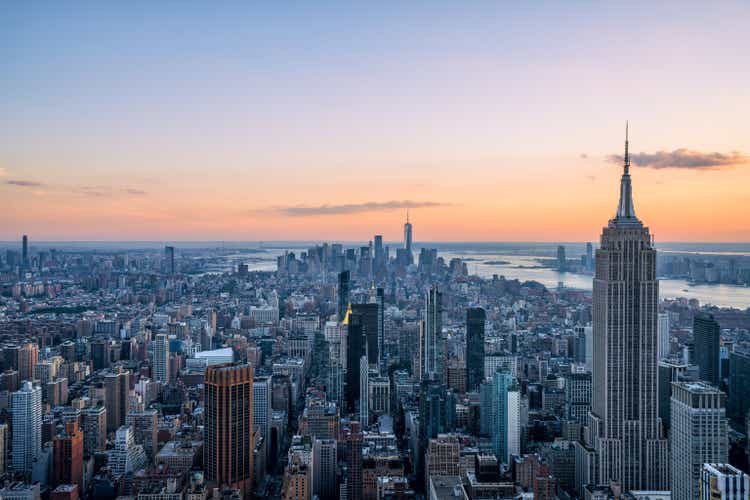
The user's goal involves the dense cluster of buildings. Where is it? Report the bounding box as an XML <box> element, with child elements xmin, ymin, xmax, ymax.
<box><xmin>0</xmin><ymin>133</ymin><xmax>748</xmax><ymax>499</ymax></box>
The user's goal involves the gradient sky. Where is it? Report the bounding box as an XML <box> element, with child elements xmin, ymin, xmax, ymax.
<box><xmin>2</xmin><ymin>2</ymin><xmax>749</xmax><ymax>242</ymax></box>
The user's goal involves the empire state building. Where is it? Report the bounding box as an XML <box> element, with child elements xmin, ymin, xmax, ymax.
<box><xmin>581</xmin><ymin>125</ymin><xmax>668</xmax><ymax>491</ymax></box>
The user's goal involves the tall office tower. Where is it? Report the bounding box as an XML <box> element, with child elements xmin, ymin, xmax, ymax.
<box><xmin>22</xmin><ymin>234</ymin><xmax>28</xmax><ymax>269</ymax></box>
<box><xmin>586</xmin><ymin>242</ymin><xmax>594</xmax><ymax>271</ymax></box>
<box><xmin>728</xmin><ymin>350</ymin><xmax>750</xmax><ymax>431</ymax></box>
<box><xmin>164</xmin><ymin>245</ymin><xmax>175</xmax><ymax>275</ymax></box>
<box><xmin>52</xmin><ymin>422</ymin><xmax>83</xmax><ymax>493</ymax></box>
<box><xmin>253</xmin><ymin>376</ymin><xmax>272</xmax><ymax>462</ymax></box>
<box><xmin>376</xmin><ymin>287</ymin><xmax>384</xmax><ymax>371</ymax></box>
<box><xmin>103</xmin><ymin>369</ymin><xmax>131</xmax><ymax>432</ymax></box>
<box><xmin>80</xmin><ymin>404</ymin><xmax>107</xmax><ymax>455</ymax></box>
<box><xmin>346</xmin><ymin>421</ymin><xmax>363</xmax><ymax>500</ymax></box>
<box><xmin>126</xmin><ymin>409</ymin><xmax>158</xmax><ymax>460</ymax></box>
<box><xmin>373</xmin><ymin>235</ymin><xmax>385</xmax><ymax>274</ymax></box>
<box><xmin>338</xmin><ymin>271</ymin><xmax>351</xmax><ymax>322</ymax></box>
<box><xmin>403</xmin><ymin>210</ymin><xmax>413</xmax><ymax>262</ymax></box>
<box><xmin>466</xmin><ymin>307</ymin><xmax>486</xmax><ymax>392</ymax></box>
<box><xmin>701</xmin><ymin>464</ymin><xmax>750</xmax><ymax>500</ymax></box>
<box><xmin>657</xmin><ymin>312</ymin><xmax>670</xmax><ymax>360</ymax></box>
<box><xmin>359</xmin><ymin>357</ymin><xmax>369</xmax><ymax>423</ymax></box>
<box><xmin>586</xmin><ymin>126</ymin><xmax>668</xmax><ymax>490</ymax></box>
<box><xmin>204</xmin><ymin>363</ymin><xmax>255</xmax><ymax>499</ymax></box>
<box><xmin>418</xmin><ymin>381</ymin><xmax>455</xmax><ymax>486</ymax></box>
<box><xmin>110</xmin><ymin>426</ymin><xmax>147</xmax><ymax>477</ymax></box>
<box><xmin>17</xmin><ymin>342</ymin><xmax>38</xmax><ymax>382</ymax></box>
<box><xmin>480</xmin><ymin>372</ymin><xmax>520</xmax><ymax>465</ymax></box>
<box><xmin>557</xmin><ymin>245</ymin><xmax>566</xmax><ymax>271</ymax></box>
<box><xmin>312</xmin><ymin>438</ymin><xmax>337</xmax><ymax>500</ymax></box>
<box><xmin>11</xmin><ymin>381</ymin><xmax>42</xmax><ymax>473</ymax></box>
<box><xmin>345</xmin><ymin>304</ymin><xmax>378</xmax><ymax>415</ymax></box>
<box><xmin>670</xmin><ymin>382</ymin><xmax>728</xmax><ymax>500</ymax></box>
<box><xmin>153</xmin><ymin>334</ymin><xmax>170</xmax><ymax>384</ymax></box>
<box><xmin>368</xmin><ymin>376</ymin><xmax>390</xmax><ymax>417</ymax></box>
<box><xmin>694</xmin><ymin>312</ymin><xmax>721</xmax><ymax>386</ymax></box>
<box><xmin>424</xmin><ymin>284</ymin><xmax>443</xmax><ymax>382</ymax></box>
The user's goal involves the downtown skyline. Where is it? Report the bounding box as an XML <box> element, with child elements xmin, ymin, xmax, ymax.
<box><xmin>2</xmin><ymin>2</ymin><xmax>750</xmax><ymax>242</ymax></box>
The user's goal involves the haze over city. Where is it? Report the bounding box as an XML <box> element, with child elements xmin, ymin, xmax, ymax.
<box><xmin>2</xmin><ymin>2</ymin><xmax>749</xmax><ymax>241</ymax></box>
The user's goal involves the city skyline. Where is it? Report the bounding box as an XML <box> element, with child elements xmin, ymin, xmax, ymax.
<box><xmin>3</xmin><ymin>3</ymin><xmax>750</xmax><ymax>242</ymax></box>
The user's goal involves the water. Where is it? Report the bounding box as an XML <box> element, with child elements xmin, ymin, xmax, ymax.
<box><xmin>438</xmin><ymin>251</ymin><xmax>750</xmax><ymax>309</ymax></box>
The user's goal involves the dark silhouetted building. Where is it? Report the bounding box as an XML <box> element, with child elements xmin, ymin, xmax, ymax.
<box><xmin>694</xmin><ymin>312</ymin><xmax>721</xmax><ymax>386</ymax></box>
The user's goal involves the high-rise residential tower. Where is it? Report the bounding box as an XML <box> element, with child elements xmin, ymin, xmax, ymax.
<box><xmin>153</xmin><ymin>333</ymin><xmax>170</xmax><ymax>384</ymax></box>
<box><xmin>585</xmin><ymin>126</ymin><xmax>668</xmax><ymax>490</ymax></box>
<box><xmin>164</xmin><ymin>245</ymin><xmax>175</xmax><ymax>275</ymax></box>
<box><xmin>204</xmin><ymin>363</ymin><xmax>255</xmax><ymax>499</ymax></box>
<box><xmin>694</xmin><ymin>312</ymin><xmax>721</xmax><ymax>386</ymax></box>
<box><xmin>466</xmin><ymin>307</ymin><xmax>486</xmax><ymax>392</ymax></box>
<box><xmin>11</xmin><ymin>381</ymin><xmax>42</xmax><ymax>474</ymax></box>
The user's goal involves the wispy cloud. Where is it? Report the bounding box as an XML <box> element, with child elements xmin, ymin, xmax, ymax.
<box><xmin>607</xmin><ymin>149</ymin><xmax>748</xmax><ymax>170</ymax></box>
<box><xmin>5</xmin><ymin>179</ymin><xmax>45</xmax><ymax>188</ymax></box>
<box><xmin>268</xmin><ymin>200</ymin><xmax>451</xmax><ymax>217</ymax></box>
<box><xmin>122</xmin><ymin>188</ymin><xmax>147</xmax><ymax>196</ymax></box>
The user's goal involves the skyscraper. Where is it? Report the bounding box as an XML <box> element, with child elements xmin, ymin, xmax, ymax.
<box><xmin>586</xmin><ymin>126</ymin><xmax>668</xmax><ymax>490</ymax></box>
<box><xmin>103</xmin><ymin>368</ymin><xmax>130</xmax><ymax>432</ymax></box>
<box><xmin>204</xmin><ymin>363</ymin><xmax>255</xmax><ymax>499</ymax></box>
<box><xmin>424</xmin><ymin>284</ymin><xmax>443</xmax><ymax>382</ymax></box>
<box><xmin>403</xmin><ymin>210</ymin><xmax>413</xmax><ymax>263</ymax></box>
<box><xmin>728</xmin><ymin>350</ymin><xmax>750</xmax><ymax>431</ymax></box>
<box><xmin>338</xmin><ymin>271</ymin><xmax>350</xmax><ymax>322</ymax></box>
<box><xmin>164</xmin><ymin>245</ymin><xmax>175</xmax><ymax>275</ymax></box>
<box><xmin>376</xmin><ymin>287</ymin><xmax>384</xmax><ymax>372</ymax></box>
<box><xmin>21</xmin><ymin>234</ymin><xmax>29</xmax><ymax>270</ymax></box>
<box><xmin>557</xmin><ymin>245</ymin><xmax>566</xmax><ymax>271</ymax></box>
<box><xmin>466</xmin><ymin>307</ymin><xmax>486</xmax><ymax>392</ymax></box>
<box><xmin>694</xmin><ymin>312</ymin><xmax>721</xmax><ymax>386</ymax></box>
<box><xmin>253</xmin><ymin>375</ymin><xmax>272</xmax><ymax>462</ymax></box>
<box><xmin>345</xmin><ymin>303</ymin><xmax>378</xmax><ymax>407</ymax></box>
<box><xmin>373</xmin><ymin>235</ymin><xmax>385</xmax><ymax>275</ymax></box>
<box><xmin>346</xmin><ymin>421</ymin><xmax>363</xmax><ymax>500</ymax></box>
<box><xmin>670</xmin><ymin>382</ymin><xmax>728</xmax><ymax>500</ymax></box>
<box><xmin>657</xmin><ymin>312</ymin><xmax>670</xmax><ymax>360</ymax></box>
<box><xmin>480</xmin><ymin>371</ymin><xmax>520</xmax><ymax>465</ymax></box>
<box><xmin>53</xmin><ymin>422</ymin><xmax>84</xmax><ymax>493</ymax></box>
<box><xmin>312</xmin><ymin>438</ymin><xmax>337</xmax><ymax>500</ymax></box>
<box><xmin>11</xmin><ymin>381</ymin><xmax>42</xmax><ymax>474</ymax></box>
<box><xmin>153</xmin><ymin>333</ymin><xmax>170</xmax><ymax>384</ymax></box>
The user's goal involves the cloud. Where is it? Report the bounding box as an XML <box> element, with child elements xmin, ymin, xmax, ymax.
<box><xmin>607</xmin><ymin>149</ymin><xmax>748</xmax><ymax>170</ymax></box>
<box><xmin>580</xmin><ymin>153</ymin><xmax>589</xmax><ymax>159</ymax></box>
<box><xmin>5</xmin><ymin>179</ymin><xmax>45</xmax><ymax>187</ymax></box>
<box><xmin>585</xmin><ymin>175</ymin><xmax>596</xmax><ymax>182</ymax></box>
<box><xmin>270</xmin><ymin>200</ymin><xmax>451</xmax><ymax>217</ymax></box>
<box><xmin>122</xmin><ymin>188</ymin><xmax>147</xmax><ymax>195</ymax></box>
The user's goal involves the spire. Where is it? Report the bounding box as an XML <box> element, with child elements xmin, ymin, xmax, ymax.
<box><xmin>406</xmin><ymin>208</ymin><xmax>410</xmax><ymax>224</ymax></box>
<box><xmin>615</xmin><ymin>121</ymin><xmax>638</xmax><ymax>222</ymax></box>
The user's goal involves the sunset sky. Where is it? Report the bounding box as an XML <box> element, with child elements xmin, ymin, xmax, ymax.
<box><xmin>2</xmin><ymin>2</ymin><xmax>749</xmax><ymax>242</ymax></box>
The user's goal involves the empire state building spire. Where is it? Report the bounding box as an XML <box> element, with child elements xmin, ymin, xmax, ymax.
<box><xmin>615</xmin><ymin>121</ymin><xmax>638</xmax><ymax>222</ymax></box>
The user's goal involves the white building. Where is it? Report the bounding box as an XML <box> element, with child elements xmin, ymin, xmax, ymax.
<box><xmin>110</xmin><ymin>426</ymin><xmax>147</xmax><ymax>477</ymax></box>
<box><xmin>11</xmin><ymin>381</ymin><xmax>42</xmax><ymax>473</ymax></box>
<box><xmin>670</xmin><ymin>382</ymin><xmax>728</xmax><ymax>500</ymax></box>
<box><xmin>701</xmin><ymin>463</ymin><xmax>749</xmax><ymax>500</ymax></box>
